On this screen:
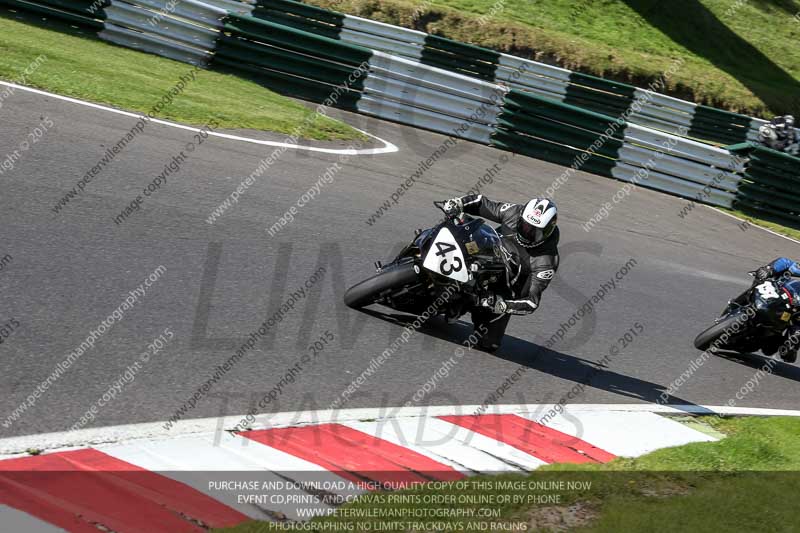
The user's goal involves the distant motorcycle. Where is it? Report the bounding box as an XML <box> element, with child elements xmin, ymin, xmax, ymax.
<box><xmin>694</xmin><ymin>272</ymin><xmax>800</xmax><ymax>362</ymax></box>
<box><xmin>344</xmin><ymin>202</ymin><xmax>511</xmax><ymax>320</ymax></box>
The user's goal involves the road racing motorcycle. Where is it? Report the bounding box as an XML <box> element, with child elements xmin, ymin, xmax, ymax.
<box><xmin>344</xmin><ymin>202</ymin><xmax>512</xmax><ymax>320</ymax></box>
<box><xmin>694</xmin><ymin>272</ymin><xmax>800</xmax><ymax>362</ymax></box>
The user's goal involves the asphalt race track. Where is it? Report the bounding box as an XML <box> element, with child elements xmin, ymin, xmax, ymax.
<box><xmin>1</xmin><ymin>87</ymin><xmax>799</xmax><ymax>439</ymax></box>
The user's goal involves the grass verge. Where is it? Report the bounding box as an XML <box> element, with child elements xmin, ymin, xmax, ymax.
<box><xmin>216</xmin><ymin>416</ymin><xmax>800</xmax><ymax>532</ymax></box>
<box><xmin>0</xmin><ymin>10</ymin><xmax>363</xmax><ymax>141</ymax></box>
<box><xmin>309</xmin><ymin>0</ymin><xmax>800</xmax><ymax>117</ymax></box>
<box><xmin>723</xmin><ymin>208</ymin><xmax>800</xmax><ymax>242</ymax></box>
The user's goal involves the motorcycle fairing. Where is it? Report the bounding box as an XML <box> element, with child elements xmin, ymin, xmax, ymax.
<box><xmin>753</xmin><ymin>280</ymin><xmax>796</xmax><ymax>327</ymax></box>
<box><xmin>421</xmin><ymin>225</ymin><xmax>470</xmax><ymax>282</ymax></box>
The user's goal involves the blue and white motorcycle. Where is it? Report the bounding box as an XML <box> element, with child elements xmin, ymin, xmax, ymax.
<box><xmin>694</xmin><ymin>272</ymin><xmax>800</xmax><ymax>362</ymax></box>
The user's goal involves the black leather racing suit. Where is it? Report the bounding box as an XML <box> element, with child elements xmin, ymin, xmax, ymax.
<box><xmin>460</xmin><ymin>194</ymin><xmax>560</xmax><ymax>350</ymax></box>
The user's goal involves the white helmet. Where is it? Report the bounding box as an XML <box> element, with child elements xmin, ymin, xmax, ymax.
<box><xmin>518</xmin><ymin>198</ymin><xmax>557</xmax><ymax>248</ymax></box>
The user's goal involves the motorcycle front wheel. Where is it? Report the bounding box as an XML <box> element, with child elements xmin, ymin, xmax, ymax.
<box><xmin>693</xmin><ymin>309</ymin><xmax>752</xmax><ymax>352</ymax></box>
<box><xmin>344</xmin><ymin>263</ymin><xmax>418</xmax><ymax>309</ymax></box>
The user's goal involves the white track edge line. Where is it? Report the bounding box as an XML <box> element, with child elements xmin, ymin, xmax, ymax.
<box><xmin>0</xmin><ymin>81</ymin><xmax>399</xmax><ymax>155</ymax></box>
<box><xmin>707</xmin><ymin>205</ymin><xmax>800</xmax><ymax>246</ymax></box>
<box><xmin>1</xmin><ymin>404</ymin><xmax>798</xmax><ymax>457</ymax></box>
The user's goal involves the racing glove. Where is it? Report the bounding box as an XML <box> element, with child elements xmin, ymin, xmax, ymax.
<box><xmin>442</xmin><ymin>197</ymin><xmax>463</xmax><ymax>217</ymax></box>
<box><xmin>753</xmin><ymin>265</ymin><xmax>775</xmax><ymax>282</ymax></box>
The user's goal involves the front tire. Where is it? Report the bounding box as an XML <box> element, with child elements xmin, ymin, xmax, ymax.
<box><xmin>694</xmin><ymin>309</ymin><xmax>751</xmax><ymax>352</ymax></box>
<box><xmin>344</xmin><ymin>263</ymin><xmax>418</xmax><ymax>309</ymax></box>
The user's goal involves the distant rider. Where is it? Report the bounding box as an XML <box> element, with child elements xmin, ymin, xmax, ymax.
<box><xmin>752</xmin><ymin>257</ymin><xmax>800</xmax><ymax>362</ymax></box>
<box><xmin>753</xmin><ymin>257</ymin><xmax>800</xmax><ymax>283</ymax></box>
<box><xmin>441</xmin><ymin>195</ymin><xmax>559</xmax><ymax>352</ymax></box>
<box><xmin>758</xmin><ymin>115</ymin><xmax>799</xmax><ymax>155</ymax></box>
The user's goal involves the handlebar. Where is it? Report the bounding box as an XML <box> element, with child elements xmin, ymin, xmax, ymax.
<box><xmin>434</xmin><ymin>201</ymin><xmax>475</xmax><ymax>227</ymax></box>
<box><xmin>434</xmin><ymin>200</ymin><xmax>459</xmax><ymax>221</ymax></box>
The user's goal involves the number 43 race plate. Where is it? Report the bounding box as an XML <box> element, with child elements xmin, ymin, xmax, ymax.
<box><xmin>422</xmin><ymin>227</ymin><xmax>470</xmax><ymax>282</ymax></box>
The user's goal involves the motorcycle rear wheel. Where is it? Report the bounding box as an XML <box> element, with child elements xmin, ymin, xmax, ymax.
<box><xmin>694</xmin><ymin>309</ymin><xmax>752</xmax><ymax>352</ymax></box>
<box><xmin>344</xmin><ymin>263</ymin><xmax>418</xmax><ymax>309</ymax></box>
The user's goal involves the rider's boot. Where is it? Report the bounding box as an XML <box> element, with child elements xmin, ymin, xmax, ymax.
<box><xmin>779</xmin><ymin>326</ymin><xmax>800</xmax><ymax>363</ymax></box>
<box><xmin>471</xmin><ymin>310</ymin><xmax>510</xmax><ymax>353</ymax></box>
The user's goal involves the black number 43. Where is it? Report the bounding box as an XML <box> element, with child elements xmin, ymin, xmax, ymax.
<box><xmin>435</xmin><ymin>242</ymin><xmax>456</xmax><ymax>257</ymax></box>
<box><xmin>434</xmin><ymin>242</ymin><xmax>462</xmax><ymax>274</ymax></box>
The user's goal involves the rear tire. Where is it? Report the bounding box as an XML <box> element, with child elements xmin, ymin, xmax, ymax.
<box><xmin>344</xmin><ymin>263</ymin><xmax>419</xmax><ymax>309</ymax></box>
<box><xmin>694</xmin><ymin>310</ymin><xmax>751</xmax><ymax>352</ymax></box>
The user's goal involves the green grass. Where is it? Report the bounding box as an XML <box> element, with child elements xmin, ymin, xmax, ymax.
<box><xmin>724</xmin><ymin>208</ymin><xmax>800</xmax><ymax>241</ymax></box>
<box><xmin>590</xmin><ymin>416</ymin><xmax>800</xmax><ymax>471</ymax></box>
<box><xmin>309</xmin><ymin>0</ymin><xmax>800</xmax><ymax>118</ymax></box>
<box><xmin>0</xmin><ymin>11</ymin><xmax>363</xmax><ymax>141</ymax></box>
<box><xmin>216</xmin><ymin>416</ymin><xmax>800</xmax><ymax>532</ymax></box>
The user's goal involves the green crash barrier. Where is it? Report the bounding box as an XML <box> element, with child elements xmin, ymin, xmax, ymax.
<box><xmin>251</xmin><ymin>0</ymin><xmax>344</xmax><ymax>40</ymax></box>
<box><xmin>494</xmin><ymin>88</ymin><xmax>623</xmax><ymax>177</ymax></box>
<box><xmin>224</xmin><ymin>14</ymin><xmax>372</xmax><ymax>68</ymax></box>
<box><xmin>21</xmin><ymin>0</ymin><xmax>103</xmax><ymax>16</ymax></box>
<box><xmin>734</xmin><ymin>197</ymin><xmax>799</xmax><ymax>226</ymax></box>
<box><xmin>687</xmin><ymin>124</ymin><xmax>749</xmax><ymax>145</ymax></box>
<box><xmin>727</xmin><ymin>142</ymin><xmax>799</xmax><ymax>224</ymax></box>
<box><xmin>728</xmin><ymin>143</ymin><xmax>800</xmax><ymax>174</ymax></box>
<box><xmin>215</xmin><ymin>34</ymin><xmax>366</xmax><ymax>90</ymax></box>
<box><xmin>689</xmin><ymin>105</ymin><xmax>751</xmax><ymax>145</ymax></box>
<box><xmin>250</xmin><ymin>7</ymin><xmax>342</xmax><ymax>40</ymax></box>
<box><xmin>424</xmin><ymin>34</ymin><xmax>501</xmax><ymax>64</ymax></box>
<box><xmin>492</xmin><ymin>129</ymin><xmax>617</xmax><ymax>177</ymax></box>
<box><xmin>241</xmin><ymin>0</ymin><xmax>767</xmax><ymax>148</ymax></box>
<box><xmin>565</xmin><ymin>72</ymin><xmax>635</xmax><ymax>106</ymax></box>
<box><xmin>686</xmin><ymin>125</ymin><xmax>746</xmax><ymax>146</ymax></box>
<box><xmin>210</xmin><ymin>9</ymin><xmax>367</xmax><ymax>112</ymax></box>
<box><xmin>557</xmin><ymin>88</ymin><xmax>633</xmax><ymax>119</ymax></box>
<box><xmin>564</xmin><ymin>72</ymin><xmax>636</xmax><ymax>118</ymax></box>
<box><xmin>504</xmin><ymin>90</ymin><xmax>627</xmax><ymax>139</ymax></box>
<box><xmin>750</xmin><ymin>146</ymin><xmax>800</xmax><ymax>169</ymax></box>
<box><xmin>745</xmin><ymin>159</ymin><xmax>800</xmax><ymax>182</ymax></box>
<box><xmin>747</xmin><ymin>153</ymin><xmax>800</xmax><ymax>176</ymax></box>
<box><xmin>254</xmin><ymin>0</ymin><xmax>503</xmax><ymax>82</ymax></box>
<box><xmin>496</xmin><ymin>113</ymin><xmax>622</xmax><ymax>159</ymax></box>
<box><xmin>238</xmin><ymin>0</ymin><xmax>768</xmax><ymax>148</ymax></box>
<box><xmin>420</xmin><ymin>35</ymin><xmax>500</xmax><ymax>81</ymax></box>
<box><xmin>568</xmin><ymin>71</ymin><xmax>636</xmax><ymax>97</ymax></box>
<box><xmin>417</xmin><ymin>48</ymin><xmax>497</xmax><ymax>81</ymax></box>
<box><xmin>690</xmin><ymin>113</ymin><xmax>751</xmax><ymax>131</ymax></box>
<box><xmin>737</xmin><ymin>183</ymin><xmax>800</xmax><ymax>214</ymax></box>
<box><xmin>213</xmin><ymin>56</ymin><xmax>361</xmax><ymax>110</ymax></box>
<box><xmin>746</xmin><ymin>167</ymin><xmax>800</xmax><ymax>194</ymax></box>
<box><xmin>0</xmin><ymin>0</ymin><xmax>104</xmax><ymax>26</ymax></box>
<box><xmin>255</xmin><ymin>0</ymin><xmax>344</xmax><ymax>27</ymax></box>
<box><xmin>741</xmin><ymin>169</ymin><xmax>800</xmax><ymax>200</ymax></box>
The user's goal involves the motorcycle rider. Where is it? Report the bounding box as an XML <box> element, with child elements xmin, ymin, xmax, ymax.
<box><xmin>751</xmin><ymin>257</ymin><xmax>800</xmax><ymax>362</ymax></box>
<box><xmin>758</xmin><ymin>115</ymin><xmax>799</xmax><ymax>155</ymax></box>
<box><xmin>441</xmin><ymin>195</ymin><xmax>559</xmax><ymax>352</ymax></box>
<box><xmin>753</xmin><ymin>257</ymin><xmax>800</xmax><ymax>282</ymax></box>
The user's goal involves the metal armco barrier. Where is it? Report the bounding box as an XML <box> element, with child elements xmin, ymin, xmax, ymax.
<box><xmin>1</xmin><ymin>0</ymin><xmax>106</xmax><ymax>28</ymax></box>
<box><xmin>491</xmin><ymin>90</ymin><xmax>742</xmax><ymax>209</ymax></box>
<box><xmin>727</xmin><ymin>144</ymin><xmax>800</xmax><ymax>225</ymax></box>
<box><xmin>248</xmin><ymin>0</ymin><xmax>799</xmax><ymax>148</ymax></box>
<box><xmin>5</xmin><ymin>0</ymin><xmax>797</xmax><ymax>220</ymax></box>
